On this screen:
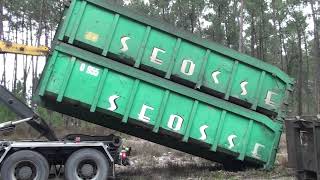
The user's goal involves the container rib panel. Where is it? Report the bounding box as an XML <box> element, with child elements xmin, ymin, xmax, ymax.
<box><xmin>122</xmin><ymin>79</ymin><xmax>140</xmax><ymax>123</ymax></box>
<box><xmin>55</xmin><ymin>0</ymin><xmax>294</xmax><ymax>119</ymax></box>
<box><xmin>57</xmin><ymin>57</ymin><xmax>76</xmax><ymax>102</ymax></box>
<box><xmin>36</xmin><ymin>43</ymin><xmax>283</xmax><ymax>169</ymax></box>
<box><xmin>90</xmin><ymin>68</ymin><xmax>109</xmax><ymax>112</ymax></box>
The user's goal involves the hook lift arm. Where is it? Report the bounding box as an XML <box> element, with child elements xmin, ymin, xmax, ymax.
<box><xmin>0</xmin><ymin>40</ymin><xmax>49</xmax><ymax>56</ymax></box>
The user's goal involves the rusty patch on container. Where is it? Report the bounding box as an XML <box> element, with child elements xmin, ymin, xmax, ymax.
<box><xmin>84</xmin><ymin>32</ymin><xmax>99</xmax><ymax>42</ymax></box>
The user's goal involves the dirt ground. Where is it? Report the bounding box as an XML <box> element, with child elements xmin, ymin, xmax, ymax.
<box><xmin>114</xmin><ymin>135</ymin><xmax>295</xmax><ymax>180</ymax></box>
<box><xmin>116</xmin><ymin>165</ymin><xmax>295</xmax><ymax>180</ymax></box>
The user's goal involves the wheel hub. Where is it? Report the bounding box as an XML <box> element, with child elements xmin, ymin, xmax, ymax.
<box><xmin>14</xmin><ymin>161</ymin><xmax>36</xmax><ymax>180</ymax></box>
<box><xmin>77</xmin><ymin>160</ymin><xmax>97</xmax><ymax>179</ymax></box>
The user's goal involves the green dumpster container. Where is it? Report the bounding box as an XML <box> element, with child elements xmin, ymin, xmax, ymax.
<box><xmin>56</xmin><ymin>0</ymin><xmax>294</xmax><ymax>119</ymax></box>
<box><xmin>36</xmin><ymin>42</ymin><xmax>283</xmax><ymax>169</ymax></box>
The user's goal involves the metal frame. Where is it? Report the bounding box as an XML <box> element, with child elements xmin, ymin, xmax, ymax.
<box><xmin>285</xmin><ymin>117</ymin><xmax>320</xmax><ymax>179</ymax></box>
<box><xmin>0</xmin><ymin>85</ymin><xmax>57</xmax><ymax>141</ymax></box>
<box><xmin>0</xmin><ymin>40</ymin><xmax>49</xmax><ymax>56</ymax></box>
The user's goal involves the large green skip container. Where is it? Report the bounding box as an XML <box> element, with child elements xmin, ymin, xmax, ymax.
<box><xmin>56</xmin><ymin>0</ymin><xmax>294</xmax><ymax>119</ymax></box>
<box><xmin>36</xmin><ymin>42</ymin><xmax>283</xmax><ymax>169</ymax></box>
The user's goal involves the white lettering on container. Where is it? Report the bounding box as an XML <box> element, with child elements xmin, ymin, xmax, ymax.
<box><xmin>252</xmin><ymin>143</ymin><xmax>265</xmax><ymax>159</ymax></box>
<box><xmin>138</xmin><ymin>104</ymin><xmax>154</xmax><ymax>123</ymax></box>
<box><xmin>180</xmin><ymin>60</ymin><xmax>195</xmax><ymax>76</ymax></box>
<box><xmin>150</xmin><ymin>48</ymin><xmax>165</xmax><ymax>65</ymax></box>
<box><xmin>199</xmin><ymin>125</ymin><xmax>209</xmax><ymax>141</ymax></box>
<box><xmin>86</xmin><ymin>66</ymin><xmax>100</xmax><ymax>77</ymax></box>
<box><xmin>212</xmin><ymin>71</ymin><xmax>221</xmax><ymax>84</ymax></box>
<box><xmin>240</xmin><ymin>81</ymin><xmax>248</xmax><ymax>95</ymax></box>
<box><xmin>228</xmin><ymin>134</ymin><xmax>237</xmax><ymax>149</ymax></box>
<box><xmin>80</xmin><ymin>63</ymin><xmax>86</xmax><ymax>72</ymax></box>
<box><xmin>120</xmin><ymin>36</ymin><xmax>130</xmax><ymax>52</ymax></box>
<box><xmin>107</xmin><ymin>95</ymin><xmax>120</xmax><ymax>111</ymax></box>
<box><xmin>167</xmin><ymin>115</ymin><xmax>184</xmax><ymax>131</ymax></box>
<box><xmin>79</xmin><ymin>63</ymin><xmax>99</xmax><ymax>77</ymax></box>
<box><xmin>265</xmin><ymin>91</ymin><xmax>278</xmax><ymax>107</ymax></box>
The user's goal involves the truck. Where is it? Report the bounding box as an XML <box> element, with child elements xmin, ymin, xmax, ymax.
<box><xmin>0</xmin><ymin>44</ymin><xmax>130</xmax><ymax>180</ymax></box>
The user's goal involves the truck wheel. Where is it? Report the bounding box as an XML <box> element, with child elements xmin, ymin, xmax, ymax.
<box><xmin>64</xmin><ymin>148</ymin><xmax>109</xmax><ymax>180</ymax></box>
<box><xmin>0</xmin><ymin>150</ymin><xmax>49</xmax><ymax>180</ymax></box>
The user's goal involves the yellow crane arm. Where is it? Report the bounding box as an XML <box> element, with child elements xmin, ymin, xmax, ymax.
<box><xmin>0</xmin><ymin>40</ymin><xmax>49</xmax><ymax>56</ymax></box>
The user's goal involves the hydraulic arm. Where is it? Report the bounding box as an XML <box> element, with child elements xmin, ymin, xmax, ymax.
<box><xmin>0</xmin><ymin>85</ymin><xmax>57</xmax><ymax>140</ymax></box>
<box><xmin>0</xmin><ymin>40</ymin><xmax>49</xmax><ymax>56</ymax></box>
<box><xmin>0</xmin><ymin>40</ymin><xmax>55</xmax><ymax>140</ymax></box>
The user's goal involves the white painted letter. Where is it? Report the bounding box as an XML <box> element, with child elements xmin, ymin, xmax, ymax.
<box><xmin>265</xmin><ymin>91</ymin><xmax>278</xmax><ymax>107</ymax></box>
<box><xmin>80</xmin><ymin>63</ymin><xmax>86</xmax><ymax>72</ymax></box>
<box><xmin>212</xmin><ymin>71</ymin><xmax>221</xmax><ymax>84</ymax></box>
<box><xmin>138</xmin><ymin>104</ymin><xmax>154</xmax><ymax>123</ymax></box>
<box><xmin>180</xmin><ymin>59</ymin><xmax>195</xmax><ymax>76</ymax></box>
<box><xmin>252</xmin><ymin>143</ymin><xmax>265</xmax><ymax>159</ymax></box>
<box><xmin>108</xmin><ymin>95</ymin><xmax>120</xmax><ymax>111</ymax></box>
<box><xmin>150</xmin><ymin>48</ymin><xmax>165</xmax><ymax>65</ymax></box>
<box><xmin>240</xmin><ymin>81</ymin><xmax>248</xmax><ymax>96</ymax></box>
<box><xmin>199</xmin><ymin>125</ymin><xmax>209</xmax><ymax>141</ymax></box>
<box><xmin>228</xmin><ymin>134</ymin><xmax>237</xmax><ymax>149</ymax></box>
<box><xmin>120</xmin><ymin>36</ymin><xmax>130</xmax><ymax>52</ymax></box>
<box><xmin>167</xmin><ymin>115</ymin><xmax>184</xmax><ymax>131</ymax></box>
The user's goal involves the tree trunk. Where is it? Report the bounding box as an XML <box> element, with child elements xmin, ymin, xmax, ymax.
<box><xmin>297</xmin><ymin>29</ymin><xmax>303</xmax><ymax>115</ymax></box>
<box><xmin>13</xmin><ymin>28</ymin><xmax>18</xmax><ymax>93</ymax></box>
<box><xmin>303</xmin><ymin>32</ymin><xmax>310</xmax><ymax>113</ymax></box>
<box><xmin>310</xmin><ymin>0</ymin><xmax>319</xmax><ymax>54</ymax></box>
<box><xmin>316</xmin><ymin>79</ymin><xmax>320</xmax><ymax>114</ymax></box>
<box><xmin>0</xmin><ymin>0</ymin><xmax>5</xmax><ymax>88</ymax></box>
<box><xmin>271</xmin><ymin>0</ymin><xmax>282</xmax><ymax>68</ymax></box>
<box><xmin>278</xmin><ymin>22</ymin><xmax>284</xmax><ymax>71</ymax></box>
<box><xmin>310</xmin><ymin>0</ymin><xmax>320</xmax><ymax>114</ymax></box>
<box><xmin>189</xmin><ymin>3</ymin><xmax>195</xmax><ymax>33</ymax></box>
<box><xmin>22</xmin><ymin>13</ymin><xmax>28</xmax><ymax>101</ymax></box>
<box><xmin>250</xmin><ymin>14</ymin><xmax>256</xmax><ymax>57</ymax></box>
<box><xmin>238</xmin><ymin>0</ymin><xmax>244</xmax><ymax>52</ymax></box>
<box><xmin>0</xmin><ymin>0</ymin><xmax>3</xmax><ymax>40</ymax></box>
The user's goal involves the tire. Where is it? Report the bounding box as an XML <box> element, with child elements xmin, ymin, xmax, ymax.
<box><xmin>0</xmin><ymin>150</ymin><xmax>49</xmax><ymax>180</ymax></box>
<box><xmin>64</xmin><ymin>148</ymin><xmax>109</xmax><ymax>180</ymax></box>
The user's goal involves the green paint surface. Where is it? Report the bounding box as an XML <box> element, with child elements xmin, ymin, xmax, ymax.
<box><xmin>97</xmin><ymin>71</ymin><xmax>134</xmax><ymax>117</ymax></box>
<box><xmin>56</xmin><ymin>0</ymin><xmax>294</xmax><ymax>119</ymax></box>
<box><xmin>203</xmin><ymin>53</ymin><xmax>234</xmax><ymax>94</ymax></box>
<box><xmin>141</xmin><ymin>30</ymin><xmax>176</xmax><ymax>75</ymax></box>
<box><xmin>109</xmin><ymin>17</ymin><xmax>146</xmax><ymax>65</ymax></box>
<box><xmin>37</xmin><ymin>43</ymin><xmax>283</xmax><ymax>169</ymax></box>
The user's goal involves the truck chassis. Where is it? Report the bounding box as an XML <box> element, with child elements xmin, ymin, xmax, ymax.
<box><xmin>0</xmin><ymin>139</ymin><xmax>121</xmax><ymax>179</ymax></box>
<box><xmin>0</xmin><ymin>85</ymin><xmax>129</xmax><ymax>179</ymax></box>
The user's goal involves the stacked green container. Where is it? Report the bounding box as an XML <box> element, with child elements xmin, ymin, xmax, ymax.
<box><xmin>57</xmin><ymin>0</ymin><xmax>294</xmax><ymax>119</ymax></box>
<box><xmin>35</xmin><ymin>0</ymin><xmax>294</xmax><ymax>170</ymax></box>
